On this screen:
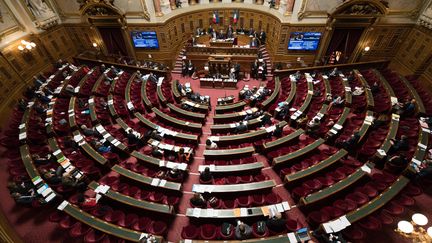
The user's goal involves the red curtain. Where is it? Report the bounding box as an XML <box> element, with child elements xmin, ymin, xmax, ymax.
<box><xmin>98</xmin><ymin>27</ymin><xmax>128</xmax><ymax>56</ymax></box>
<box><xmin>325</xmin><ymin>28</ymin><xmax>364</xmax><ymax>64</ymax></box>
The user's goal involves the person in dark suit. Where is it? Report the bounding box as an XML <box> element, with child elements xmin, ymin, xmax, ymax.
<box><xmin>250</xmin><ymin>37</ymin><xmax>258</xmax><ymax>47</ymax></box>
<box><xmin>236</xmin><ymin>26</ymin><xmax>245</xmax><ymax>34</ymax></box>
<box><xmin>127</xmin><ymin>130</ymin><xmax>141</xmax><ymax>147</ymax></box>
<box><xmin>226</xmin><ymin>25</ymin><xmax>234</xmax><ymax>38</ymax></box>
<box><xmin>251</xmin><ymin>59</ymin><xmax>259</xmax><ymax>79</ymax></box>
<box><xmin>187</xmin><ymin>60</ymin><xmax>195</xmax><ymax>76</ymax></box>
<box><xmin>190</xmin><ymin>193</ymin><xmax>206</xmax><ymax>207</ymax></box>
<box><xmin>199</xmin><ymin>167</ymin><xmax>212</xmax><ymax>182</ymax></box>
<box><xmin>266</xmin><ymin>212</ymin><xmax>285</xmax><ymax>233</ymax></box>
<box><xmin>259</xmin><ymin>29</ymin><xmax>266</xmax><ymax>44</ymax></box>
<box><xmin>208</xmin><ymin>25</ymin><xmax>214</xmax><ymax>34</ymax></box>
<box><xmin>261</xmin><ymin>62</ymin><xmax>268</xmax><ymax>80</ymax></box>
<box><xmin>148</xmin><ymin>72</ymin><xmax>158</xmax><ymax>83</ymax></box>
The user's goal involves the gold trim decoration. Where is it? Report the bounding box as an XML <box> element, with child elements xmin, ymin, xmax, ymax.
<box><xmin>329</xmin><ymin>0</ymin><xmax>388</xmax><ymax>18</ymax></box>
<box><xmin>0</xmin><ymin>0</ymin><xmax>25</xmax><ymax>40</ymax></box>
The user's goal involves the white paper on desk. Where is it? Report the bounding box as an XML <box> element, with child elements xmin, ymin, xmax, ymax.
<box><xmin>159</xmin><ymin>179</ymin><xmax>167</xmax><ymax>187</ymax></box>
<box><xmin>160</xmin><ymin>160</ymin><xmax>166</xmax><ymax>167</ymax></box>
<box><xmin>127</xmin><ymin>102</ymin><xmax>134</xmax><ymax>110</ymax></box>
<box><xmin>345</xmin><ymin>87</ymin><xmax>351</xmax><ymax>92</ymax></box>
<box><xmin>74</xmin><ymin>87</ymin><xmax>80</xmax><ymax>93</ymax></box>
<box><xmin>308</xmin><ymin>90</ymin><xmax>313</xmax><ymax>95</ymax></box>
<box><xmin>108</xmin><ymin>99</ymin><xmax>113</xmax><ymax>105</ymax></box>
<box><xmin>365</xmin><ymin>116</ymin><xmax>374</xmax><ymax>122</ymax></box>
<box><xmin>193</xmin><ymin>208</ymin><xmax>201</xmax><ymax>218</ymax></box>
<box><xmin>422</xmin><ymin>128</ymin><xmax>431</xmax><ymax>134</ymax></box>
<box><xmin>206</xmin><ymin>185</ymin><xmax>214</xmax><ymax>193</ymax></box>
<box><xmin>289</xmin><ymin>108</ymin><xmax>297</xmax><ymax>112</ymax></box>
<box><xmin>206</xmin><ymin>208</ymin><xmax>215</xmax><ymax>217</ymax></box>
<box><xmin>392</xmin><ymin>113</ymin><xmax>400</xmax><ymax>121</ymax></box>
<box><xmin>209</xmin><ymin>164</ymin><xmax>216</xmax><ymax>171</ymax></box>
<box><xmin>339</xmin><ymin>215</ymin><xmax>351</xmax><ymax>227</ymax></box>
<box><xmin>19</xmin><ymin>132</ymin><xmax>27</xmax><ymax>140</ymax></box>
<box><xmin>287</xmin><ymin>232</ymin><xmax>298</xmax><ymax>243</ymax></box>
<box><xmin>377</xmin><ymin>149</ymin><xmax>386</xmax><ymax>156</ymax></box>
<box><xmin>151</xmin><ymin>178</ymin><xmax>160</xmax><ymax>186</ymax></box>
<box><xmin>334</xmin><ymin>124</ymin><xmax>342</xmax><ymax>130</ymax></box>
<box><xmin>391</xmin><ymin>96</ymin><xmax>398</xmax><ymax>105</ymax></box>
<box><xmin>240</xmin><ymin>208</ymin><xmax>248</xmax><ymax>216</ymax></box>
<box><xmin>317</xmin><ymin>113</ymin><xmax>324</xmax><ymax>118</ymax></box>
<box><xmin>139</xmin><ymin>233</ymin><xmax>148</xmax><ymax>240</ymax></box>
<box><xmin>364</xmin><ymin>121</ymin><xmax>372</xmax><ymax>125</ymax></box>
<box><xmin>322</xmin><ymin>75</ymin><xmax>329</xmax><ymax>79</ymax></box>
<box><xmin>209</xmin><ymin>136</ymin><xmax>219</xmax><ymax>141</ymax></box>
<box><xmin>19</xmin><ymin>123</ymin><xmax>25</xmax><ymax>129</ymax></box>
<box><xmin>53</xmin><ymin>149</ymin><xmax>61</xmax><ymax>156</ymax></box>
<box><xmin>151</xmin><ymin>140</ymin><xmax>160</xmax><ymax>146</ymax></box>
<box><xmin>361</xmin><ymin>165</ymin><xmax>371</xmax><ymax>173</ymax></box>
<box><xmin>100</xmin><ymin>185</ymin><xmax>110</xmax><ymax>194</ymax></box>
<box><xmin>412</xmin><ymin>158</ymin><xmax>422</xmax><ymax>166</ymax></box>
<box><xmin>329</xmin><ymin>129</ymin><xmax>337</xmax><ymax>134</ymax></box>
<box><xmin>33</xmin><ymin>177</ymin><xmax>43</xmax><ymax>185</ymax></box>
<box><xmin>178</xmin><ymin>163</ymin><xmax>188</xmax><ymax>171</ymax></box>
<box><xmin>41</xmin><ymin>187</ymin><xmax>52</xmax><ymax>197</ymax></box>
<box><xmin>57</xmin><ymin>200</ymin><xmax>69</xmax><ymax>211</ymax></box>
<box><xmin>418</xmin><ymin>143</ymin><xmax>427</xmax><ymax>150</ymax></box>
<box><xmin>276</xmin><ymin>203</ymin><xmax>284</xmax><ymax>213</ymax></box>
<box><xmin>45</xmin><ymin>192</ymin><xmax>56</xmax><ymax>202</ymax></box>
<box><xmin>37</xmin><ymin>184</ymin><xmax>48</xmax><ymax>194</ymax></box>
<box><xmin>103</xmin><ymin>133</ymin><xmax>110</xmax><ymax>139</ymax></box>
<box><xmin>282</xmin><ymin>201</ymin><xmax>290</xmax><ymax>211</ymax></box>
<box><xmin>165</xmin><ymin>144</ymin><xmax>174</xmax><ymax>150</ymax></box>
<box><xmin>112</xmin><ymin>139</ymin><xmax>120</xmax><ymax>146</ymax></box>
<box><xmin>322</xmin><ymin>223</ymin><xmax>334</xmax><ymax>233</ymax></box>
<box><xmin>266</xmin><ymin>126</ymin><xmax>276</xmax><ymax>133</ymax></box>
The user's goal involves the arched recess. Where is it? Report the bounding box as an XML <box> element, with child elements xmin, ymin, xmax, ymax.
<box><xmin>79</xmin><ymin>0</ymin><xmax>135</xmax><ymax>58</ymax></box>
<box><xmin>318</xmin><ymin>0</ymin><xmax>389</xmax><ymax>64</ymax></box>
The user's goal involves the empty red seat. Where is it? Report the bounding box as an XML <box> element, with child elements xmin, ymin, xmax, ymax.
<box><xmin>84</xmin><ymin>229</ymin><xmax>107</xmax><ymax>243</ymax></box>
<box><xmin>342</xmin><ymin>225</ymin><xmax>365</xmax><ymax>241</ymax></box>
<box><xmin>383</xmin><ymin>201</ymin><xmax>405</xmax><ymax>216</ymax></box>
<box><xmin>303</xmin><ymin>179</ymin><xmax>322</xmax><ymax>191</ymax></box>
<box><xmin>378</xmin><ymin>210</ymin><xmax>394</xmax><ymax>225</ymax></box>
<box><xmin>395</xmin><ymin>194</ymin><xmax>415</xmax><ymax>206</ymax></box>
<box><xmin>251</xmin><ymin>194</ymin><xmax>265</xmax><ymax>206</ymax></box>
<box><xmin>333</xmin><ymin>199</ymin><xmax>357</xmax><ymax>212</ymax></box>
<box><xmin>265</xmin><ymin>193</ymin><xmax>280</xmax><ymax>204</ymax></box>
<box><xmin>59</xmin><ymin>216</ymin><xmax>77</xmax><ymax>229</ymax></box>
<box><xmin>286</xmin><ymin>219</ymin><xmax>301</xmax><ymax>232</ymax></box>
<box><xmin>321</xmin><ymin>206</ymin><xmax>344</xmax><ymax>219</ymax></box>
<box><xmin>236</xmin><ymin>196</ymin><xmax>251</xmax><ymax>207</ymax></box>
<box><xmin>346</xmin><ymin>192</ymin><xmax>369</xmax><ymax>206</ymax></box>
<box><xmin>118</xmin><ymin>213</ymin><xmax>138</xmax><ymax>228</ymax></box>
<box><xmin>181</xmin><ymin>225</ymin><xmax>200</xmax><ymax>239</ymax></box>
<box><xmin>358</xmin><ymin>215</ymin><xmax>382</xmax><ymax>231</ymax></box>
<box><xmin>132</xmin><ymin>217</ymin><xmax>151</xmax><ymax>231</ymax></box>
<box><xmin>222</xmin><ymin>199</ymin><xmax>236</xmax><ymax>209</ymax></box>
<box><xmin>69</xmin><ymin>222</ymin><xmax>91</xmax><ymax>238</ymax></box>
<box><xmin>200</xmin><ymin>224</ymin><xmax>218</xmax><ymax>240</ymax></box>
<box><xmin>356</xmin><ymin>185</ymin><xmax>378</xmax><ymax>198</ymax></box>
<box><xmin>307</xmin><ymin>211</ymin><xmax>330</xmax><ymax>226</ymax></box>
<box><xmin>149</xmin><ymin>221</ymin><xmax>167</xmax><ymax>235</ymax></box>
<box><xmin>103</xmin><ymin>210</ymin><xmax>125</xmax><ymax>224</ymax></box>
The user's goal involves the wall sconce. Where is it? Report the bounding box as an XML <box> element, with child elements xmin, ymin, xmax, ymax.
<box><xmin>363</xmin><ymin>46</ymin><xmax>370</xmax><ymax>52</ymax></box>
<box><xmin>18</xmin><ymin>40</ymin><xmax>36</xmax><ymax>53</ymax></box>
<box><xmin>396</xmin><ymin>213</ymin><xmax>432</xmax><ymax>242</ymax></box>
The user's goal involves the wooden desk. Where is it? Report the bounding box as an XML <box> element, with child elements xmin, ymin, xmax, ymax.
<box><xmin>186</xmin><ymin>201</ymin><xmax>289</xmax><ymax>219</ymax></box>
<box><xmin>273</xmin><ymin>138</ymin><xmax>325</xmax><ymax>166</ymax></box>
<box><xmin>285</xmin><ymin>149</ymin><xmax>348</xmax><ymax>183</ymax></box>
<box><xmin>300</xmin><ymin>164</ymin><xmax>371</xmax><ymax>205</ymax></box>
<box><xmin>107</xmin><ymin>95</ymin><xmax>118</xmax><ymax>118</ymax></box>
<box><xmin>192</xmin><ymin>180</ymin><xmax>276</xmax><ymax>193</ymax></box>
<box><xmin>357</xmin><ymin>110</ymin><xmax>374</xmax><ymax>143</ymax></box>
<box><xmin>91</xmin><ymin>73</ymin><xmax>106</xmax><ymax>94</ymax></box>
<box><xmin>172</xmin><ymin>80</ymin><xmax>182</xmax><ymax>102</ymax></box>
<box><xmin>62</xmin><ymin>203</ymin><xmax>164</xmax><ymax>242</ymax></box>
<box><xmin>157</xmin><ymin>81</ymin><xmax>167</xmax><ymax>106</ymax></box>
<box><xmin>95</xmin><ymin>124</ymin><xmax>128</xmax><ymax>152</ymax></box>
<box><xmin>345</xmin><ymin>176</ymin><xmax>409</xmax><ymax>223</ymax></box>
<box><xmin>210</xmin><ymin>117</ymin><xmax>261</xmax><ymax>134</ymax></box>
<box><xmin>326</xmin><ymin>107</ymin><xmax>351</xmax><ymax>138</ymax></box>
<box><xmin>167</xmin><ymin>103</ymin><xmax>206</xmax><ymax>123</ymax></box>
<box><xmin>112</xmin><ymin>165</ymin><xmax>182</xmax><ymax>191</ymax></box>
<box><xmin>214</xmin><ymin>107</ymin><xmax>258</xmax><ymax>123</ymax></box>
<box><xmin>68</xmin><ymin>96</ymin><xmax>77</xmax><ymax>129</ymax></box>
<box><xmin>209</xmin><ymin>40</ymin><xmax>234</xmax><ymax>48</ymax></box>
<box><xmin>262</xmin><ymin>77</ymin><xmax>281</xmax><ymax>110</ymax></box>
<box><xmin>88</xmin><ymin>97</ymin><xmax>98</xmax><ymax>122</ymax></box>
<box><xmin>215</xmin><ymin>101</ymin><xmax>246</xmax><ymax>114</ymax></box>
<box><xmin>134</xmin><ymin>112</ymin><xmax>198</xmax><ymax>143</ymax></box>
<box><xmin>375</xmin><ymin>115</ymin><xmax>399</xmax><ymax>159</ymax></box>
<box><xmin>353</xmin><ymin>70</ymin><xmax>374</xmax><ymax>108</ymax></box>
<box><xmin>263</xmin><ymin>129</ymin><xmax>304</xmax><ymax>152</ymax></box>
<box><xmin>125</xmin><ymin>73</ymin><xmax>138</xmax><ymax>111</ymax></box>
<box><xmin>198</xmin><ymin>162</ymin><xmax>264</xmax><ymax>173</ymax></box>
<box><xmin>180</xmin><ymin>234</ymin><xmax>297</xmax><ymax>243</ymax></box>
<box><xmin>131</xmin><ymin>151</ymin><xmax>188</xmax><ymax>171</ymax></box>
<box><xmin>204</xmin><ymin>146</ymin><xmax>255</xmax><ymax>159</ymax></box>
<box><xmin>72</xmin><ymin>130</ymin><xmax>108</xmax><ymax>165</ymax></box>
<box><xmin>88</xmin><ymin>181</ymin><xmax>174</xmax><ymax>214</ymax></box>
<box><xmin>141</xmin><ymin>79</ymin><xmax>153</xmax><ymax>110</ymax></box>
<box><xmin>341</xmin><ymin>76</ymin><xmax>352</xmax><ymax>105</ymax></box>
<box><xmin>208</xmin><ymin>121</ymin><xmax>287</xmax><ymax>146</ymax></box>
<box><xmin>181</xmin><ymin>98</ymin><xmax>210</xmax><ymax>113</ymax></box>
<box><xmin>152</xmin><ymin>107</ymin><xmax>202</xmax><ymax>133</ymax></box>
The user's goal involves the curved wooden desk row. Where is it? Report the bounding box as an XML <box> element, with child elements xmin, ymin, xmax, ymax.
<box><xmin>210</xmin><ymin>116</ymin><xmax>262</xmax><ymax>134</ymax></box>
<box><xmin>141</xmin><ymin>79</ymin><xmax>153</xmax><ymax>110</ymax></box>
<box><xmin>152</xmin><ymin>107</ymin><xmax>202</xmax><ymax>132</ymax></box>
<box><xmin>192</xmin><ymin>180</ymin><xmax>276</xmax><ymax>194</ymax></box>
<box><xmin>345</xmin><ymin>175</ymin><xmax>409</xmax><ymax>223</ymax></box>
<box><xmin>353</xmin><ymin>70</ymin><xmax>374</xmax><ymax>108</ymax></box>
<box><xmin>60</xmin><ymin>202</ymin><xmax>164</xmax><ymax>242</ymax></box>
<box><xmin>157</xmin><ymin>81</ymin><xmax>167</xmax><ymax>106</ymax></box>
<box><xmin>88</xmin><ymin>181</ymin><xmax>174</xmax><ymax>214</ymax></box>
<box><xmin>261</xmin><ymin>77</ymin><xmax>281</xmax><ymax>110</ymax></box>
<box><xmin>326</xmin><ymin>107</ymin><xmax>351</xmax><ymax>139</ymax></box>
<box><xmin>186</xmin><ymin>201</ymin><xmax>290</xmax><ymax>219</ymax></box>
<box><xmin>215</xmin><ymin>101</ymin><xmax>247</xmax><ymax>114</ymax></box>
<box><xmin>112</xmin><ymin>164</ymin><xmax>182</xmax><ymax>191</ymax></box>
<box><xmin>198</xmin><ymin>162</ymin><xmax>264</xmax><ymax>173</ymax></box>
<box><xmin>339</xmin><ymin>75</ymin><xmax>352</xmax><ymax>105</ymax></box>
<box><xmin>91</xmin><ymin>73</ymin><xmax>107</xmax><ymax>94</ymax></box>
<box><xmin>285</xmin><ymin>149</ymin><xmax>348</xmax><ymax>183</ymax></box>
<box><xmin>181</xmin><ymin>98</ymin><xmax>210</xmax><ymax>113</ymax></box>
<box><xmin>72</xmin><ymin>130</ymin><xmax>108</xmax><ymax>165</ymax></box>
<box><xmin>208</xmin><ymin>121</ymin><xmax>287</xmax><ymax>146</ymax></box>
<box><xmin>125</xmin><ymin>72</ymin><xmax>138</xmax><ymax>105</ymax></box>
<box><xmin>204</xmin><ymin>146</ymin><xmax>255</xmax><ymax>159</ymax></box>
<box><xmin>172</xmin><ymin>80</ymin><xmax>182</xmax><ymax>103</ymax></box>
<box><xmin>180</xmin><ymin>234</ymin><xmax>300</xmax><ymax>243</ymax></box>
<box><xmin>398</xmin><ymin>74</ymin><xmax>426</xmax><ymax>114</ymax></box>
<box><xmin>357</xmin><ymin>110</ymin><xmax>374</xmax><ymax>143</ymax></box>
<box><xmin>68</xmin><ymin>96</ymin><xmax>77</xmax><ymax>129</ymax></box>
<box><xmin>272</xmin><ymin>139</ymin><xmax>326</xmax><ymax>166</ymax></box>
<box><xmin>94</xmin><ymin>124</ymin><xmax>129</xmax><ymax>152</ymax></box>
<box><xmin>134</xmin><ymin>112</ymin><xmax>199</xmax><ymax>143</ymax></box>
<box><xmin>285</xmin><ymin>80</ymin><xmax>297</xmax><ymax>105</ymax></box>
<box><xmin>299</xmin><ymin>163</ymin><xmax>374</xmax><ymax>206</ymax></box>
<box><xmin>374</xmin><ymin>114</ymin><xmax>399</xmax><ymax>159</ymax></box>
<box><xmin>167</xmin><ymin>103</ymin><xmax>206</xmax><ymax>123</ymax></box>
<box><xmin>263</xmin><ymin>129</ymin><xmax>304</xmax><ymax>152</ymax></box>
<box><xmin>372</xmin><ymin>69</ymin><xmax>395</xmax><ymax>97</ymax></box>
<box><xmin>290</xmin><ymin>78</ymin><xmax>313</xmax><ymax>121</ymax></box>
<box><xmin>214</xmin><ymin>107</ymin><xmax>259</xmax><ymax>123</ymax></box>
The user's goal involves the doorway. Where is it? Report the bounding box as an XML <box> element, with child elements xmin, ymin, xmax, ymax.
<box><xmin>325</xmin><ymin>28</ymin><xmax>365</xmax><ymax>65</ymax></box>
<box><xmin>97</xmin><ymin>27</ymin><xmax>129</xmax><ymax>57</ymax></box>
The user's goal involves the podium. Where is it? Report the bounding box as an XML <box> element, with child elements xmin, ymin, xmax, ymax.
<box><xmin>208</xmin><ymin>56</ymin><xmax>231</xmax><ymax>75</ymax></box>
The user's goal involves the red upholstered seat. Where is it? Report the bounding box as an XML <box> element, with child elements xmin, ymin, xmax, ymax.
<box><xmin>358</xmin><ymin>215</ymin><xmax>382</xmax><ymax>231</ymax></box>
<box><xmin>181</xmin><ymin>225</ymin><xmax>200</xmax><ymax>239</ymax></box>
<box><xmin>378</xmin><ymin>210</ymin><xmax>394</xmax><ymax>225</ymax></box>
<box><xmin>200</xmin><ymin>224</ymin><xmax>218</xmax><ymax>240</ymax></box>
<box><xmin>118</xmin><ymin>213</ymin><xmax>138</xmax><ymax>228</ymax></box>
<box><xmin>333</xmin><ymin>199</ymin><xmax>357</xmax><ymax>212</ymax></box>
<box><xmin>383</xmin><ymin>201</ymin><xmax>405</xmax><ymax>216</ymax></box>
<box><xmin>69</xmin><ymin>222</ymin><xmax>91</xmax><ymax>238</ymax></box>
<box><xmin>222</xmin><ymin>199</ymin><xmax>236</xmax><ymax>209</ymax></box>
<box><xmin>395</xmin><ymin>194</ymin><xmax>415</xmax><ymax>206</ymax></box>
<box><xmin>103</xmin><ymin>210</ymin><xmax>125</xmax><ymax>224</ymax></box>
<box><xmin>346</xmin><ymin>192</ymin><xmax>369</xmax><ymax>206</ymax></box>
<box><xmin>303</xmin><ymin>179</ymin><xmax>322</xmax><ymax>191</ymax></box>
<box><xmin>251</xmin><ymin>194</ymin><xmax>265</xmax><ymax>206</ymax></box>
<box><xmin>321</xmin><ymin>206</ymin><xmax>344</xmax><ymax>219</ymax></box>
<box><xmin>285</xmin><ymin>219</ymin><xmax>301</xmax><ymax>232</ymax></box>
<box><xmin>59</xmin><ymin>216</ymin><xmax>77</xmax><ymax>229</ymax></box>
<box><xmin>252</xmin><ymin>222</ymin><xmax>269</xmax><ymax>238</ymax></box>
<box><xmin>356</xmin><ymin>185</ymin><xmax>378</xmax><ymax>198</ymax></box>
<box><xmin>307</xmin><ymin>210</ymin><xmax>330</xmax><ymax>226</ymax></box>
<box><xmin>236</xmin><ymin>196</ymin><xmax>251</xmax><ymax>207</ymax></box>
<box><xmin>132</xmin><ymin>217</ymin><xmax>151</xmax><ymax>231</ymax></box>
<box><xmin>84</xmin><ymin>229</ymin><xmax>107</xmax><ymax>243</ymax></box>
<box><xmin>149</xmin><ymin>221</ymin><xmax>168</xmax><ymax>235</ymax></box>
<box><xmin>342</xmin><ymin>225</ymin><xmax>365</xmax><ymax>241</ymax></box>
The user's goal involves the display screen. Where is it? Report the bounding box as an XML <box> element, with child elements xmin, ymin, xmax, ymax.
<box><xmin>131</xmin><ymin>31</ymin><xmax>159</xmax><ymax>49</ymax></box>
<box><xmin>288</xmin><ymin>32</ymin><xmax>322</xmax><ymax>51</ymax></box>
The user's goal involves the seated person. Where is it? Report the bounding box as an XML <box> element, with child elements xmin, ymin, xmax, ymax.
<box><xmin>40</xmin><ymin>167</ymin><xmax>62</xmax><ymax>184</ymax></box>
<box><xmin>200</xmin><ymin>167</ymin><xmax>212</xmax><ymax>182</ymax></box>
<box><xmin>389</xmin><ymin>135</ymin><xmax>409</xmax><ymax>154</ymax></box>
<box><xmin>81</xmin><ymin>125</ymin><xmax>96</xmax><ymax>137</ymax></box>
<box><xmin>234</xmin><ymin>122</ymin><xmax>248</xmax><ymax>133</ymax></box>
<box><xmin>371</xmin><ymin>81</ymin><xmax>379</xmax><ymax>94</ymax></box>
<box><xmin>167</xmin><ymin>166</ymin><xmax>183</xmax><ymax>180</ymax></box>
<box><xmin>266</xmin><ymin>212</ymin><xmax>286</xmax><ymax>233</ymax></box>
<box><xmin>90</xmin><ymin>140</ymin><xmax>111</xmax><ymax>154</ymax></box>
<box><xmin>307</xmin><ymin>118</ymin><xmax>321</xmax><ymax>134</ymax></box>
<box><xmin>312</xmin><ymin>87</ymin><xmax>322</xmax><ymax>97</ymax></box>
<box><xmin>150</xmin><ymin>130</ymin><xmax>163</xmax><ymax>141</ymax></box>
<box><xmin>178</xmin><ymin>148</ymin><xmax>192</xmax><ymax>163</ymax></box>
<box><xmin>270</xmin><ymin>124</ymin><xmax>281</xmax><ymax>138</ymax></box>
<box><xmin>151</xmin><ymin>145</ymin><xmax>164</xmax><ymax>158</ymax></box>
<box><xmin>32</xmin><ymin>154</ymin><xmax>55</xmax><ymax>165</ymax></box>
<box><xmin>403</xmin><ymin>98</ymin><xmax>416</xmax><ymax>116</ymax></box>
<box><xmin>61</xmin><ymin>171</ymin><xmax>86</xmax><ymax>191</ymax></box>
<box><xmin>329</xmin><ymin>67</ymin><xmax>339</xmax><ymax>77</ymax></box>
<box><xmin>341</xmin><ymin>131</ymin><xmax>360</xmax><ymax>149</ymax></box>
<box><xmin>371</xmin><ymin>113</ymin><xmax>389</xmax><ymax>128</ymax></box>
<box><xmin>387</xmin><ymin>154</ymin><xmax>408</xmax><ymax>167</ymax></box>
<box><xmin>148</xmin><ymin>72</ymin><xmax>158</xmax><ymax>83</ymax></box>
<box><xmin>352</xmin><ymin>86</ymin><xmax>364</xmax><ymax>96</ymax></box>
<box><xmin>11</xmin><ymin>190</ymin><xmax>39</xmax><ymax>205</ymax></box>
<box><xmin>76</xmin><ymin>193</ymin><xmax>99</xmax><ymax>210</ymax></box>
<box><xmin>127</xmin><ymin>129</ymin><xmax>142</xmax><ymax>147</ymax></box>
<box><xmin>206</xmin><ymin>139</ymin><xmax>218</xmax><ymax>149</ymax></box>
<box><xmin>235</xmin><ymin>221</ymin><xmax>252</xmax><ymax>240</ymax></box>
<box><xmin>221</xmin><ymin>222</ymin><xmax>234</xmax><ymax>238</ymax></box>
<box><xmin>331</xmin><ymin>95</ymin><xmax>344</xmax><ymax>107</ymax></box>
<box><xmin>190</xmin><ymin>192</ymin><xmax>206</xmax><ymax>207</ymax></box>
<box><xmin>260</xmin><ymin>112</ymin><xmax>272</xmax><ymax>127</ymax></box>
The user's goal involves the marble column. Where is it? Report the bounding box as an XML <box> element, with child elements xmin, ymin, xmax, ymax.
<box><xmin>256</xmin><ymin>0</ymin><xmax>264</xmax><ymax>4</ymax></box>
<box><xmin>190</xmin><ymin>0</ymin><xmax>197</xmax><ymax>5</ymax></box>
<box><xmin>201</xmin><ymin>0</ymin><xmax>210</xmax><ymax>4</ymax></box>
<box><xmin>153</xmin><ymin>0</ymin><xmax>164</xmax><ymax>16</ymax></box>
<box><xmin>285</xmin><ymin>0</ymin><xmax>295</xmax><ymax>15</ymax></box>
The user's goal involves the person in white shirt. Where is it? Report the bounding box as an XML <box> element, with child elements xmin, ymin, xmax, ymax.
<box><xmin>206</xmin><ymin>139</ymin><xmax>218</xmax><ymax>149</ymax></box>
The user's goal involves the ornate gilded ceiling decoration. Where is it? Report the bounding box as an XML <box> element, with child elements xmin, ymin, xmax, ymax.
<box><xmin>330</xmin><ymin>0</ymin><xmax>388</xmax><ymax>17</ymax></box>
<box><xmin>78</xmin><ymin>0</ymin><xmax>121</xmax><ymax>16</ymax></box>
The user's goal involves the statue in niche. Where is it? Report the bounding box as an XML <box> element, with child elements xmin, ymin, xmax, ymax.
<box><xmin>25</xmin><ymin>0</ymin><xmax>55</xmax><ymax>18</ymax></box>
